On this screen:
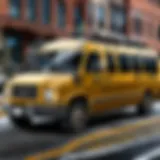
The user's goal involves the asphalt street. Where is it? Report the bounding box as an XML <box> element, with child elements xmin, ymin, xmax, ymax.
<box><xmin>0</xmin><ymin>103</ymin><xmax>159</xmax><ymax>160</ymax></box>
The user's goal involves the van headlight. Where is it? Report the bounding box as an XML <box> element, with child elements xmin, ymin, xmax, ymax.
<box><xmin>44</xmin><ymin>89</ymin><xmax>53</xmax><ymax>101</ymax></box>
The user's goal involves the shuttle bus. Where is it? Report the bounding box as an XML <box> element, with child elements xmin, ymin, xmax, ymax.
<box><xmin>3</xmin><ymin>38</ymin><xmax>159</xmax><ymax>132</ymax></box>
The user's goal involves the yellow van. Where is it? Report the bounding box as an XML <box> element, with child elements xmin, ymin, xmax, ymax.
<box><xmin>3</xmin><ymin>38</ymin><xmax>159</xmax><ymax>132</ymax></box>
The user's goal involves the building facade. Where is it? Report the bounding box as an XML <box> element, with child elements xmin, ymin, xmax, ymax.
<box><xmin>0</xmin><ymin>0</ymin><xmax>88</xmax><ymax>64</ymax></box>
<box><xmin>126</xmin><ymin>0</ymin><xmax>160</xmax><ymax>53</ymax></box>
<box><xmin>0</xmin><ymin>0</ymin><xmax>159</xmax><ymax>65</ymax></box>
<box><xmin>87</xmin><ymin>0</ymin><xmax>127</xmax><ymax>39</ymax></box>
<box><xmin>88</xmin><ymin>0</ymin><xmax>160</xmax><ymax>53</ymax></box>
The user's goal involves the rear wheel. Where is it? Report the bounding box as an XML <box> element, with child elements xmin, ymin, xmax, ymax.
<box><xmin>67</xmin><ymin>101</ymin><xmax>88</xmax><ymax>133</ymax></box>
<box><xmin>137</xmin><ymin>93</ymin><xmax>153</xmax><ymax>115</ymax></box>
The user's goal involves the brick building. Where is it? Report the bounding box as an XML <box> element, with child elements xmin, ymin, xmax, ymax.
<box><xmin>0</xmin><ymin>0</ymin><xmax>159</xmax><ymax>65</ymax></box>
<box><xmin>126</xmin><ymin>0</ymin><xmax>160</xmax><ymax>53</ymax></box>
<box><xmin>0</xmin><ymin>0</ymin><xmax>88</xmax><ymax>64</ymax></box>
<box><xmin>88</xmin><ymin>0</ymin><xmax>160</xmax><ymax>53</ymax></box>
<box><xmin>87</xmin><ymin>0</ymin><xmax>128</xmax><ymax>40</ymax></box>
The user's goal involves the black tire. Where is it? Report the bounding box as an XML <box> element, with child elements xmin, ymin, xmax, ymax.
<box><xmin>67</xmin><ymin>101</ymin><xmax>88</xmax><ymax>133</ymax></box>
<box><xmin>137</xmin><ymin>93</ymin><xmax>153</xmax><ymax>115</ymax></box>
<box><xmin>10</xmin><ymin>116</ymin><xmax>31</xmax><ymax>130</ymax></box>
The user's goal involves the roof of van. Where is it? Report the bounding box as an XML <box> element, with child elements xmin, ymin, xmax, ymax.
<box><xmin>40</xmin><ymin>38</ymin><xmax>86</xmax><ymax>54</ymax></box>
<box><xmin>87</xmin><ymin>41</ymin><xmax>158</xmax><ymax>57</ymax></box>
<box><xmin>39</xmin><ymin>38</ymin><xmax>158</xmax><ymax>57</ymax></box>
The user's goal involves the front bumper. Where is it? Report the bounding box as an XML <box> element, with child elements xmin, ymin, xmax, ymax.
<box><xmin>3</xmin><ymin>105</ymin><xmax>67</xmax><ymax>122</ymax></box>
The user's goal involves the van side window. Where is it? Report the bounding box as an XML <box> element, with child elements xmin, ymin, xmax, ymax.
<box><xmin>107</xmin><ymin>54</ymin><xmax>115</xmax><ymax>72</ymax></box>
<box><xmin>86</xmin><ymin>53</ymin><xmax>101</xmax><ymax>72</ymax></box>
<box><xmin>144</xmin><ymin>57</ymin><xmax>157</xmax><ymax>73</ymax></box>
<box><xmin>132</xmin><ymin>56</ymin><xmax>141</xmax><ymax>72</ymax></box>
<box><xmin>149</xmin><ymin>58</ymin><xmax>158</xmax><ymax>73</ymax></box>
<box><xmin>119</xmin><ymin>55</ymin><xmax>130</xmax><ymax>72</ymax></box>
<box><xmin>145</xmin><ymin>57</ymin><xmax>151</xmax><ymax>72</ymax></box>
<box><xmin>49</xmin><ymin>52</ymin><xmax>82</xmax><ymax>73</ymax></box>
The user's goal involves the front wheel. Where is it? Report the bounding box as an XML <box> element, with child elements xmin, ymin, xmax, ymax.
<box><xmin>67</xmin><ymin>102</ymin><xmax>88</xmax><ymax>133</ymax></box>
<box><xmin>137</xmin><ymin>93</ymin><xmax>153</xmax><ymax>115</ymax></box>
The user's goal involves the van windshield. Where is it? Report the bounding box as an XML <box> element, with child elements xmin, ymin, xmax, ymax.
<box><xmin>38</xmin><ymin>52</ymin><xmax>57</xmax><ymax>68</ymax></box>
<box><xmin>43</xmin><ymin>51</ymin><xmax>82</xmax><ymax>73</ymax></box>
<box><xmin>24</xmin><ymin>50</ymin><xmax>58</xmax><ymax>71</ymax></box>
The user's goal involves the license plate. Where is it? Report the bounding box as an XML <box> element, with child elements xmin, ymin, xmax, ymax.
<box><xmin>12</xmin><ymin>107</ymin><xmax>23</xmax><ymax>117</ymax></box>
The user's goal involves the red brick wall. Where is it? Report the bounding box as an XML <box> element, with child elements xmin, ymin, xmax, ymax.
<box><xmin>0</xmin><ymin>0</ymin><xmax>9</xmax><ymax>16</ymax></box>
<box><xmin>127</xmin><ymin>0</ymin><xmax>160</xmax><ymax>52</ymax></box>
<box><xmin>0</xmin><ymin>0</ymin><xmax>89</xmax><ymax>62</ymax></box>
<box><xmin>0</xmin><ymin>0</ymin><xmax>88</xmax><ymax>36</ymax></box>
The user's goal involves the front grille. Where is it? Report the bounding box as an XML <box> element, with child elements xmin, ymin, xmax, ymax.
<box><xmin>12</xmin><ymin>85</ymin><xmax>37</xmax><ymax>98</ymax></box>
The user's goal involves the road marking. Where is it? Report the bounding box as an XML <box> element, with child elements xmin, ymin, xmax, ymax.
<box><xmin>25</xmin><ymin>116</ymin><xmax>160</xmax><ymax>160</ymax></box>
<box><xmin>134</xmin><ymin>146</ymin><xmax>160</xmax><ymax>160</ymax></box>
<box><xmin>62</xmin><ymin>134</ymin><xmax>160</xmax><ymax>160</ymax></box>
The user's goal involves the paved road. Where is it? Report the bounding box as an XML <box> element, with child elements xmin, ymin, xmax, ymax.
<box><xmin>64</xmin><ymin>136</ymin><xmax>160</xmax><ymax>160</ymax></box>
<box><xmin>100</xmin><ymin>137</ymin><xmax>160</xmax><ymax>160</ymax></box>
<box><xmin>0</xmin><ymin>104</ymin><xmax>159</xmax><ymax>160</ymax></box>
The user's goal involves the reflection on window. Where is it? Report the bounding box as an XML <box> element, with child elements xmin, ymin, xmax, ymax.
<box><xmin>42</xmin><ymin>0</ymin><xmax>51</xmax><ymax>24</ymax></box>
<box><xmin>57</xmin><ymin>0</ymin><xmax>66</xmax><ymax>28</ymax></box>
<box><xmin>111</xmin><ymin>5</ymin><xmax>126</xmax><ymax>33</ymax></box>
<box><xmin>9</xmin><ymin>0</ymin><xmax>21</xmax><ymax>19</ymax></box>
<box><xmin>27</xmin><ymin>0</ymin><xmax>36</xmax><ymax>21</ymax></box>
